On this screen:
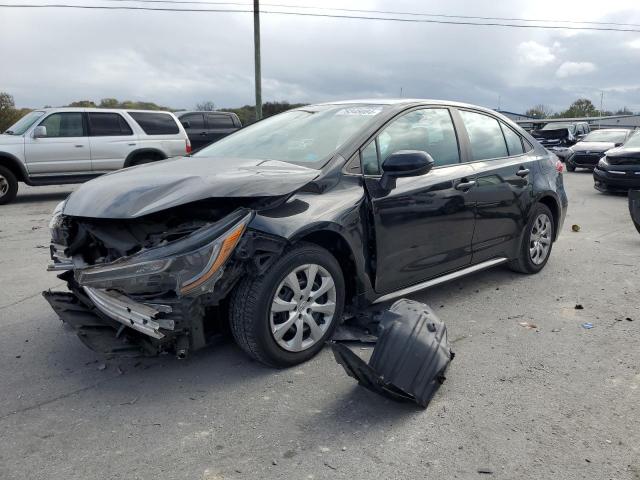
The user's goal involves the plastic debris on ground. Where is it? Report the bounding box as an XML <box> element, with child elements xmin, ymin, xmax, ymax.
<box><xmin>581</xmin><ymin>322</ymin><xmax>594</xmax><ymax>329</ymax></box>
<box><xmin>330</xmin><ymin>299</ymin><xmax>454</xmax><ymax>408</ymax></box>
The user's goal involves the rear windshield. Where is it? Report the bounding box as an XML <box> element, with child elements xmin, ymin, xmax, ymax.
<box><xmin>128</xmin><ymin>112</ymin><xmax>179</xmax><ymax>135</ymax></box>
<box><xmin>583</xmin><ymin>130</ymin><xmax>628</xmax><ymax>143</ymax></box>
<box><xmin>541</xmin><ymin>123</ymin><xmax>576</xmax><ymax>134</ymax></box>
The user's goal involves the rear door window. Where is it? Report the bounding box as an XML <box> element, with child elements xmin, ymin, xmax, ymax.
<box><xmin>128</xmin><ymin>112</ymin><xmax>179</xmax><ymax>135</ymax></box>
<box><xmin>459</xmin><ymin>110</ymin><xmax>508</xmax><ymax>160</ymax></box>
<box><xmin>206</xmin><ymin>114</ymin><xmax>235</xmax><ymax>128</ymax></box>
<box><xmin>181</xmin><ymin>113</ymin><xmax>205</xmax><ymax>129</ymax></box>
<box><xmin>39</xmin><ymin>112</ymin><xmax>85</xmax><ymax>137</ymax></box>
<box><xmin>88</xmin><ymin>113</ymin><xmax>133</xmax><ymax>136</ymax></box>
<box><xmin>500</xmin><ymin>123</ymin><xmax>524</xmax><ymax>156</ymax></box>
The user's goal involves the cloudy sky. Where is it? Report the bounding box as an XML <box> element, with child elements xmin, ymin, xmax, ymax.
<box><xmin>1</xmin><ymin>0</ymin><xmax>640</xmax><ymax>113</ymax></box>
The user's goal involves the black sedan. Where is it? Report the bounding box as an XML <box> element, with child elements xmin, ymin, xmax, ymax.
<box><xmin>566</xmin><ymin>129</ymin><xmax>633</xmax><ymax>171</ymax></box>
<box><xmin>594</xmin><ymin>131</ymin><xmax>640</xmax><ymax>193</ymax></box>
<box><xmin>44</xmin><ymin>99</ymin><xmax>567</xmax><ymax>367</ymax></box>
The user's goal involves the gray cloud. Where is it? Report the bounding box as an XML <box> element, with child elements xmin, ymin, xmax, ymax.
<box><xmin>1</xmin><ymin>0</ymin><xmax>640</xmax><ymax>113</ymax></box>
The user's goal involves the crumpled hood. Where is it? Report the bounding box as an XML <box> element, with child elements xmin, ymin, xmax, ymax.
<box><xmin>572</xmin><ymin>141</ymin><xmax>616</xmax><ymax>153</ymax></box>
<box><xmin>63</xmin><ymin>156</ymin><xmax>320</xmax><ymax>219</ymax></box>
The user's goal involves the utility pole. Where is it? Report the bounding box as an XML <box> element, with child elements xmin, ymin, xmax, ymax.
<box><xmin>599</xmin><ymin>91</ymin><xmax>604</xmax><ymax>129</ymax></box>
<box><xmin>253</xmin><ymin>0</ymin><xmax>262</xmax><ymax>121</ymax></box>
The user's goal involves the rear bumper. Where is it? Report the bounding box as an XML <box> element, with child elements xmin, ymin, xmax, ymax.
<box><xmin>593</xmin><ymin>168</ymin><xmax>640</xmax><ymax>192</ymax></box>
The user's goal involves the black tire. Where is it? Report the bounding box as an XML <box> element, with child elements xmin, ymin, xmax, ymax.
<box><xmin>229</xmin><ymin>242</ymin><xmax>345</xmax><ymax>368</ymax></box>
<box><xmin>130</xmin><ymin>156</ymin><xmax>155</xmax><ymax>166</ymax></box>
<box><xmin>509</xmin><ymin>203</ymin><xmax>555</xmax><ymax>274</ymax></box>
<box><xmin>0</xmin><ymin>165</ymin><xmax>18</xmax><ymax>205</ymax></box>
<box><xmin>634</xmin><ymin>222</ymin><xmax>640</xmax><ymax>235</ymax></box>
<box><xmin>566</xmin><ymin>160</ymin><xmax>576</xmax><ymax>172</ymax></box>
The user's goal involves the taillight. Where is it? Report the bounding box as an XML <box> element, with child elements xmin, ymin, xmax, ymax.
<box><xmin>555</xmin><ymin>160</ymin><xmax>564</xmax><ymax>173</ymax></box>
<box><xmin>186</xmin><ymin>138</ymin><xmax>192</xmax><ymax>154</ymax></box>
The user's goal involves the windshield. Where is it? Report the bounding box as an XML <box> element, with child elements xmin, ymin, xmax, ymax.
<box><xmin>4</xmin><ymin>110</ymin><xmax>45</xmax><ymax>135</ymax></box>
<box><xmin>194</xmin><ymin>104</ymin><xmax>386</xmax><ymax>166</ymax></box>
<box><xmin>542</xmin><ymin>123</ymin><xmax>576</xmax><ymax>133</ymax></box>
<box><xmin>623</xmin><ymin>132</ymin><xmax>640</xmax><ymax>148</ymax></box>
<box><xmin>583</xmin><ymin>130</ymin><xmax>628</xmax><ymax>143</ymax></box>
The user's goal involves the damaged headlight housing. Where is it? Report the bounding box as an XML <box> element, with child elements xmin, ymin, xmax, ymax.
<box><xmin>597</xmin><ymin>157</ymin><xmax>609</xmax><ymax>169</ymax></box>
<box><xmin>75</xmin><ymin>211</ymin><xmax>253</xmax><ymax>296</ymax></box>
<box><xmin>49</xmin><ymin>200</ymin><xmax>67</xmax><ymax>236</ymax></box>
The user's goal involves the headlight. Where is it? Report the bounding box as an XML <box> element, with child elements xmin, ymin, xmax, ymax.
<box><xmin>76</xmin><ymin>211</ymin><xmax>252</xmax><ymax>296</ymax></box>
<box><xmin>49</xmin><ymin>200</ymin><xmax>66</xmax><ymax>232</ymax></box>
<box><xmin>598</xmin><ymin>157</ymin><xmax>609</xmax><ymax>169</ymax></box>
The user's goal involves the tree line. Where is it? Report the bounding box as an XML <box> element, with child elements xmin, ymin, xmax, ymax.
<box><xmin>524</xmin><ymin>99</ymin><xmax>636</xmax><ymax>119</ymax></box>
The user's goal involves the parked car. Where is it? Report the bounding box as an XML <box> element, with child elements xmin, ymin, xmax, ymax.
<box><xmin>593</xmin><ymin>131</ymin><xmax>640</xmax><ymax>192</ymax></box>
<box><xmin>629</xmin><ymin>190</ymin><xmax>640</xmax><ymax>233</ymax></box>
<box><xmin>0</xmin><ymin>108</ymin><xmax>191</xmax><ymax>205</ymax></box>
<box><xmin>532</xmin><ymin>121</ymin><xmax>589</xmax><ymax>160</ymax></box>
<box><xmin>44</xmin><ymin>99</ymin><xmax>567</xmax><ymax>367</ymax></box>
<box><xmin>565</xmin><ymin>128</ymin><xmax>633</xmax><ymax>172</ymax></box>
<box><xmin>177</xmin><ymin>111</ymin><xmax>242</xmax><ymax>150</ymax></box>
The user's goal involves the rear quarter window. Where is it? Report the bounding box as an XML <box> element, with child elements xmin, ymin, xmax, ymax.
<box><xmin>129</xmin><ymin>112</ymin><xmax>180</xmax><ymax>135</ymax></box>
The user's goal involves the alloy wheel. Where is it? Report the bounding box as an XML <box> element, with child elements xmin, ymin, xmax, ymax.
<box><xmin>269</xmin><ymin>263</ymin><xmax>337</xmax><ymax>352</ymax></box>
<box><xmin>0</xmin><ymin>174</ymin><xmax>8</xmax><ymax>198</ymax></box>
<box><xmin>529</xmin><ymin>213</ymin><xmax>552</xmax><ymax>265</ymax></box>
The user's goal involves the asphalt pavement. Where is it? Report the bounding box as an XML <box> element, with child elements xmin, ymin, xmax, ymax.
<box><xmin>0</xmin><ymin>172</ymin><xmax>638</xmax><ymax>480</ymax></box>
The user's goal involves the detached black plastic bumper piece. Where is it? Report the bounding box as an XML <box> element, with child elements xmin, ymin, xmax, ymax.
<box><xmin>331</xmin><ymin>299</ymin><xmax>454</xmax><ymax>408</ymax></box>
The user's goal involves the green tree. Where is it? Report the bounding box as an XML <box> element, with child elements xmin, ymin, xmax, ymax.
<box><xmin>615</xmin><ymin>107</ymin><xmax>633</xmax><ymax>115</ymax></box>
<box><xmin>68</xmin><ymin>100</ymin><xmax>97</xmax><ymax>108</ymax></box>
<box><xmin>560</xmin><ymin>98</ymin><xmax>598</xmax><ymax>118</ymax></box>
<box><xmin>0</xmin><ymin>92</ymin><xmax>31</xmax><ymax>132</ymax></box>
<box><xmin>99</xmin><ymin>98</ymin><xmax>119</xmax><ymax>108</ymax></box>
<box><xmin>525</xmin><ymin>104</ymin><xmax>553</xmax><ymax>119</ymax></box>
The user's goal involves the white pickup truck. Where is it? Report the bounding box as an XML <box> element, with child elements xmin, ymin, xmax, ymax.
<box><xmin>0</xmin><ymin>108</ymin><xmax>191</xmax><ymax>204</ymax></box>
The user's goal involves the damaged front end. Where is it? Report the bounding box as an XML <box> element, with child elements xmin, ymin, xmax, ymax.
<box><xmin>44</xmin><ymin>199</ymin><xmax>287</xmax><ymax>358</ymax></box>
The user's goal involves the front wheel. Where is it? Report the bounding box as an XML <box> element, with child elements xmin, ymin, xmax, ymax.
<box><xmin>229</xmin><ymin>242</ymin><xmax>345</xmax><ymax>367</ymax></box>
<box><xmin>0</xmin><ymin>166</ymin><xmax>18</xmax><ymax>205</ymax></box>
<box><xmin>509</xmin><ymin>204</ymin><xmax>555</xmax><ymax>274</ymax></box>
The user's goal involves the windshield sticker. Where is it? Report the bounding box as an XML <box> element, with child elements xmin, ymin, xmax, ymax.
<box><xmin>335</xmin><ymin>107</ymin><xmax>383</xmax><ymax>116</ymax></box>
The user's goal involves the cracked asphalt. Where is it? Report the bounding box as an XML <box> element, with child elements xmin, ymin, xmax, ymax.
<box><xmin>0</xmin><ymin>172</ymin><xmax>638</xmax><ymax>480</ymax></box>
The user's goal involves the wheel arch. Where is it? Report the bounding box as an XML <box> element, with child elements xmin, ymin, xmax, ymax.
<box><xmin>290</xmin><ymin>225</ymin><xmax>369</xmax><ymax>309</ymax></box>
<box><xmin>0</xmin><ymin>153</ymin><xmax>28</xmax><ymax>182</ymax></box>
<box><xmin>536</xmin><ymin>193</ymin><xmax>561</xmax><ymax>241</ymax></box>
<box><xmin>123</xmin><ymin>148</ymin><xmax>167</xmax><ymax>168</ymax></box>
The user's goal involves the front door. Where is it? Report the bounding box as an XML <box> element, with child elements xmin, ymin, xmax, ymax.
<box><xmin>363</xmin><ymin>107</ymin><xmax>477</xmax><ymax>294</ymax></box>
<box><xmin>24</xmin><ymin>112</ymin><xmax>91</xmax><ymax>174</ymax></box>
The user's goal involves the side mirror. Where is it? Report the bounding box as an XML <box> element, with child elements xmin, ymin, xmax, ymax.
<box><xmin>33</xmin><ymin>126</ymin><xmax>47</xmax><ymax>138</ymax></box>
<box><xmin>380</xmin><ymin>150</ymin><xmax>434</xmax><ymax>190</ymax></box>
<box><xmin>181</xmin><ymin>121</ymin><xmax>191</xmax><ymax>129</ymax></box>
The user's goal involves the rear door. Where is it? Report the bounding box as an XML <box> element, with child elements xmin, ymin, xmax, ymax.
<box><xmin>87</xmin><ymin>112</ymin><xmax>137</xmax><ymax>172</ymax></box>
<box><xmin>205</xmin><ymin>113</ymin><xmax>237</xmax><ymax>145</ymax></box>
<box><xmin>180</xmin><ymin>113</ymin><xmax>207</xmax><ymax>150</ymax></box>
<box><xmin>24</xmin><ymin>111</ymin><xmax>91</xmax><ymax>174</ymax></box>
<box><xmin>455</xmin><ymin>109</ymin><xmax>538</xmax><ymax>262</ymax></box>
<box><xmin>364</xmin><ymin>107</ymin><xmax>477</xmax><ymax>294</ymax></box>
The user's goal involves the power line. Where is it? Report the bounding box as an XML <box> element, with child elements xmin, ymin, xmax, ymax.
<box><xmin>1</xmin><ymin>3</ymin><xmax>640</xmax><ymax>33</ymax></box>
<box><xmin>102</xmin><ymin>0</ymin><xmax>640</xmax><ymax>29</ymax></box>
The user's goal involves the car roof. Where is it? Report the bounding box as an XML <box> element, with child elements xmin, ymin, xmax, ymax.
<box><xmin>177</xmin><ymin>111</ymin><xmax>235</xmax><ymax>116</ymax></box>
<box><xmin>36</xmin><ymin>107</ymin><xmax>174</xmax><ymax>114</ymax></box>
<box><xmin>312</xmin><ymin>98</ymin><xmax>506</xmax><ymax>116</ymax></box>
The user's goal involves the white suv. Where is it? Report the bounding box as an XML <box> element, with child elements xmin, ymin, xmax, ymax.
<box><xmin>0</xmin><ymin>108</ymin><xmax>191</xmax><ymax>204</ymax></box>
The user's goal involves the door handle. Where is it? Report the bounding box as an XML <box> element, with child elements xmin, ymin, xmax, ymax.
<box><xmin>74</xmin><ymin>145</ymin><xmax>84</xmax><ymax>148</ymax></box>
<box><xmin>516</xmin><ymin>168</ymin><xmax>530</xmax><ymax>177</ymax></box>
<box><xmin>200</xmin><ymin>132</ymin><xmax>208</xmax><ymax>135</ymax></box>
<box><xmin>455</xmin><ymin>179</ymin><xmax>476</xmax><ymax>191</ymax></box>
